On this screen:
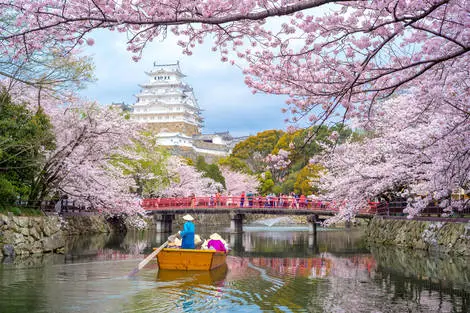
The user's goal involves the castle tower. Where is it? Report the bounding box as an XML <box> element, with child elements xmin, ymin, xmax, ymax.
<box><xmin>132</xmin><ymin>62</ymin><xmax>203</xmax><ymax>139</ymax></box>
<box><xmin>131</xmin><ymin>62</ymin><xmax>243</xmax><ymax>157</ymax></box>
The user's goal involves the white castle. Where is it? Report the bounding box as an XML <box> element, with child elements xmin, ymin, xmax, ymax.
<box><xmin>131</xmin><ymin>62</ymin><xmax>244</xmax><ymax>157</ymax></box>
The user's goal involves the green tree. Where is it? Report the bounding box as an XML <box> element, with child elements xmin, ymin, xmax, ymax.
<box><xmin>273</xmin><ymin>124</ymin><xmax>353</xmax><ymax>177</ymax></box>
<box><xmin>0</xmin><ymin>90</ymin><xmax>55</xmax><ymax>205</ymax></box>
<box><xmin>195</xmin><ymin>156</ymin><xmax>226</xmax><ymax>189</ymax></box>
<box><xmin>111</xmin><ymin>130</ymin><xmax>170</xmax><ymax>197</ymax></box>
<box><xmin>232</xmin><ymin>130</ymin><xmax>284</xmax><ymax>172</ymax></box>
<box><xmin>258</xmin><ymin>171</ymin><xmax>275</xmax><ymax>195</ymax></box>
<box><xmin>232</xmin><ymin>130</ymin><xmax>284</xmax><ymax>158</ymax></box>
<box><xmin>218</xmin><ymin>156</ymin><xmax>251</xmax><ymax>174</ymax></box>
<box><xmin>294</xmin><ymin>163</ymin><xmax>324</xmax><ymax>195</ymax></box>
<box><xmin>279</xmin><ymin>172</ymin><xmax>298</xmax><ymax>195</ymax></box>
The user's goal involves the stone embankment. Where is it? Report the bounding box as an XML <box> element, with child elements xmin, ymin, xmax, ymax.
<box><xmin>0</xmin><ymin>214</ymin><xmax>137</xmax><ymax>259</ymax></box>
<box><xmin>366</xmin><ymin>217</ymin><xmax>470</xmax><ymax>256</ymax></box>
<box><xmin>0</xmin><ymin>214</ymin><xmax>65</xmax><ymax>257</ymax></box>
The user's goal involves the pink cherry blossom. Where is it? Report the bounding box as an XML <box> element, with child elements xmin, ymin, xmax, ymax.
<box><xmin>3</xmin><ymin>81</ymin><xmax>144</xmax><ymax>215</ymax></box>
<box><xmin>220</xmin><ymin>167</ymin><xmax>259</xmax><ymax>195</ymax></box>
<box><xmin>264</xmin><ymin>149</ymin><xmax>291</xmax><ymax>182</ymax></box>
<box><xmin>317</xmin><ymin>93</ymin><xmax>469</xmax><ymax>223</ymax></box>
<box><xmin>1</xmin><ymin>0</ymin><xmax>468</xmax><ymax>220</ymax></box>
<box><xmin>159</xmin><ymin>157</ymin><xmax>222</xmax><ymax>197</ymax></box>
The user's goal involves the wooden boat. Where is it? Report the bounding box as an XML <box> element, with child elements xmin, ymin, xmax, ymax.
<box><xmin>156</xmin><ymin>248</ymin><xmax>227</xmax><ymax>271</ymax></box>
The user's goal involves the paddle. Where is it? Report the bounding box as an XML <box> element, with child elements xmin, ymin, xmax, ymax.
<box><xmin>129</xmin><ymin>240</ymin><xmax>169</xmax><ymax>277</ymax></box>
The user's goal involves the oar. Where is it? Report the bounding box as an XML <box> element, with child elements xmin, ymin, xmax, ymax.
<box><xmin>128</xmin><ymin>240</ymin><xmax>168</xmax><ymax>277</ymax></box>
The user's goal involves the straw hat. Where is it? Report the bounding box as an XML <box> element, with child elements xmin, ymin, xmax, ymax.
<box><xmin>194</xmin><ymin>234</ymin><xmax>203</xmax><ymax>245</ymax></box>
<box><xmin>168</xmin><ymin>236</ymin><xmax>182</xmax><ymax>247</ymax></box>
<box><xmin>182</xmin><ymin>214</ymin><xmax>194</xmax><ymax>221</ymax></box>
<box><xmin>209</xmin><ymin>233</ymin><xmax>223</xmax><ymax>240</ymax></box>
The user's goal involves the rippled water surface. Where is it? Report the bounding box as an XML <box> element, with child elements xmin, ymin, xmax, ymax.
<box><xmin>0</xmin><ymin>225</ymin><xmax>469</xmax><ymax>312</ymax></box>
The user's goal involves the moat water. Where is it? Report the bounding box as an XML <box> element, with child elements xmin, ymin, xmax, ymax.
<box><xmin>0</xmin><ymin>225</ymin><xmax>469</xmax><ymax>312</ymax></box>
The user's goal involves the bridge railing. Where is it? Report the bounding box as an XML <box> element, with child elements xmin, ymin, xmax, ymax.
<box><xmin>375</xmin><ymin>200</ymin><xmax>470</xmax><ymax>217</ymax></box>
<box><xmin>142</xmin><ymin>196</ymin><xmax>377</xmax><ymax>214</ymax></box>
<box><xmin>0</xmin><ymin>199</ymin><xmax>96</xmax><ymax>215</ymax></box>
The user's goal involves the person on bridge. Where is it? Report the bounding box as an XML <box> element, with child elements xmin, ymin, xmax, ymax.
<box><xmin>178</xmin><ymin>214</ymin><xmax>196</xmax><ymax>249</ymax></box>
<box><xmin>190</xmin><ymin>193</ymin><xmax>196</xmax><ymax>208</ymax></box>
<box><xmin>215</xmin><ymin>191</ymin><xmax>221</xmax><ymax>206</ymax></box>
<box><xmin>299</xmin><ymin>194</ymin><xmax>307</xmax><ymax>208</ymax></box>
<box><xmin>240</xmin><ymin>192</ymin><xmax>246</xmax><ymax>207</ymax></box>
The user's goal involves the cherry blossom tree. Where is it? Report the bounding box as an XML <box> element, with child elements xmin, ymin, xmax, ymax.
<box><xmin>220</xmin><ymin>166</ymin><xmax>259</xmax><ymax>195</ymax></box>
<box><xmin>0</xmin><ymin>12</ymin><xmax>94</xmax><ymax>92</ymax></box>
<box><xmin>1</xmin><ymin>1</ymin><xmax>468</xmax><ymax>125</ymax></box>
<box><xmin>41</xmin><ymin>103</ymin><xmax>144</xmax><ymax>214</ymax></box>
<box><xmin>159</xmin><ymin>156</ymin><xmax>222</xmax><ymax>197</ymax></box>
<box><xmin>5</xmin><ymin>82</ymin><xmax>144</xmax><ymax>214</ymax></box>
<box><xmin>2</xmin><ymin>0</ymin><xmax>468</xmax><ymax>218</ymax></box>
<box><xmin>0</xmin><ymin>48</ymin><xmax>95</xmax><ymax>94</ymax></box>
<box><xmin>113</xmin><ymin>130</ymin><xmax>171</xmax><ymax>198</ymax></box>
<box><xmin>317</xmin><ymin>93</ymin><xmax>469</xmax><ymax>223</ymax></box>
<box><xmin>264</xmin><ymin>149</ymin><xmax>291</xmax><ymax>183</ymax></box>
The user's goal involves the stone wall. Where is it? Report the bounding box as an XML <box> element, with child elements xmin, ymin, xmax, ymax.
<box><xmin>192</xmin><ymin>140</ymin><xmax>228</xmax><ymax>151</ymax></box>
<box><xmin>148</xmin><ymin>122</ymin><xmax>199</xmax><ymax>137</ymax></box>
<box><xmin>62</xmin><ymin>215</ymin><xmax>113</xmax><ymax>235</ymax></box>
<box><xmin>0</xmin><ymin>214</ymin><xmax>117</xmax><ymax>258</ymax></box>
<box><xmin>366</xmin><ymin>217</ymin><xmax>470</xmax><ymax>256</ymax></box>
<box><xmin>0</xmin><ymin>214</ymin><xmax>65</xmax><ymax>257</ymax></box>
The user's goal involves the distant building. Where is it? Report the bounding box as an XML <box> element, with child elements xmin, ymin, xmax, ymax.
<box><xmin>131</xmin><ymin>62</ymin><xmax>245</xmax><ymax>157</ymax></box>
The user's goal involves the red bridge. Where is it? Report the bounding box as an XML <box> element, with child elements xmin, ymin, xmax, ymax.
<box><xmin>142</xmin><ymin>196</ymin><xmax>469</xmax><ymax>234</ymax></box>
<box><xmin>142</xmin><ymin>196</ymin><xmax>378</xmax><ymax>234</ymax></box>
<box><xmin>142</xmin><ymin>196</ymin><xmax>377</xmax><ymax>215</ymax></box>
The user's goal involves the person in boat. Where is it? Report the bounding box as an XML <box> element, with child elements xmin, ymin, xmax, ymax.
<box><xmin>194</xmin><ymin>234</ymin><xmax>204</xmax><ymax>249</ymax></box>
<box><xmin>178</xmin><ymin>214</ymin><xmax>195</xmax><ymax>249</ymax></box>
<box><xmin>207</xmin><ymin>233</ymin><xmax>227</xmax><ymax>253</ymax></box>
<box><xmin>167</xmin><ymin>234</ymin><xmax>182</xmax><ymax>248</ymax></box>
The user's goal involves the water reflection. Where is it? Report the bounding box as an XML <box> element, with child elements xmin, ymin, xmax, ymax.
<box><xmin>371</xmin><ymin>245</ymin><xmax>470</xmax><ymax>290</ymax></box>
<box><xmin>226</xmin><ymin>227</ymin><xmax>369</xmax><ymax>257</ymax></box>
<box><xmin>158</xmin><ymin>264</ymin><xmax>228</xmax><ymax>283</ymax></box>
<box><xmin>0</xmin><ymin>228</ymin><xmax>469</xmax><ymax>312</ymax></box>
<box><xmin>370</xmin><ymin>245</ymin><xmax>470</xmax><ymax>312</ymax></box>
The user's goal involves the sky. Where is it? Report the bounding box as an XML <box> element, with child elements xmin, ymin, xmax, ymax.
<box><xmin>79</xmin><ymin>29</ymin><xmax>288</xmax><ymax>137</ymax></box>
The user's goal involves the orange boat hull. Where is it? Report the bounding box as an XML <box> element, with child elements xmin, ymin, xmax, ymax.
<box><xmin>157</xmin><ymin>248</ymin><xmax>227</xmax><ymax>270</ymax></box>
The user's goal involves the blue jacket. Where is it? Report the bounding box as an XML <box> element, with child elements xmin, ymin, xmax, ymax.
<box><xmin>180</xmin><ymin>221</ymin><xmax>195</xmax><ymax>249</ymax></box>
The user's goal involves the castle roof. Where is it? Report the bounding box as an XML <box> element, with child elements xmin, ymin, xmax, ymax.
<box><xmin>145</xmin><ymin>61</ymin><xmax>186</xmax><ymax>77</ymax></box>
